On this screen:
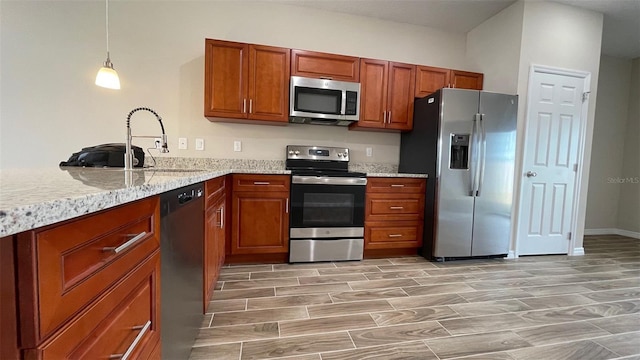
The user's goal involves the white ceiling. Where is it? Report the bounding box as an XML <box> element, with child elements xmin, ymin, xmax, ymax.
<box><xmin>274</xmin><ymin>0</ymin><xmax>640</xmax><ymax>59</ymax></box>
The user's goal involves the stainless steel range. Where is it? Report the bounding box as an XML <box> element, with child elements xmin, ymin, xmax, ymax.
<box><xmin>287</xmin><ymin>145</ymin><xmax>367</xmax><ymax>263</ymax></box>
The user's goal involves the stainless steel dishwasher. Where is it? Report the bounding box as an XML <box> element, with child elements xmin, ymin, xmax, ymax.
<box><xmin>160</xmin><ymin>182</ymin><xmax>204</xmax><ymax>360</ymax></box>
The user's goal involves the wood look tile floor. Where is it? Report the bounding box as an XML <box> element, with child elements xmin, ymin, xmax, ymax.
<box><xmin>189</xmin><ymin>235</ymin><xmax>640</xmax><ymax>360</ymax></box>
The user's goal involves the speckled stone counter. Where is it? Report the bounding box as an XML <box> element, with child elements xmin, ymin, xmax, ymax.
<box><xmin>0</xmin><ymin>159</ymin><xmax>426</xmax><ymax>237</ymax></box>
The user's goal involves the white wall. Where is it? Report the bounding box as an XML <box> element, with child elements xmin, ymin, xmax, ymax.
<box><xmin>585</xmin><ymin>56</ymin><xmax>632</xmax><ymax>230</ymax></box>
<box><xmin>617</xmin><ymin>58</ymin><xmax>640</xmax><ymax>234</ymax></box>
<box><xmin>512</xmin><ymin>1</ymin><xmax>603</xmax><ymax>254</ymax></box>
<box><xmin>0</xmin><ymin>1</ymin><xmax>469</xmax><ymax>169</ymax></box>
<box><xmin>466</xmin><ymin>1</ymin><xmax>524</xmax><ymax>94</ymax></box>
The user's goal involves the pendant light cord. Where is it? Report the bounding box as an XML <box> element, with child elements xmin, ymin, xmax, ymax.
<box><xmin>105</xmin><ymin>0</ymin><xmax>110</xmax><ymax>61</ymax></box>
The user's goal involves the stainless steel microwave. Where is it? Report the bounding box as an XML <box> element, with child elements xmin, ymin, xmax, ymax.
<box><xmin>289</xmin><ymin>76</ymin><xmax>360</xmax><ymax>126</ymax></box>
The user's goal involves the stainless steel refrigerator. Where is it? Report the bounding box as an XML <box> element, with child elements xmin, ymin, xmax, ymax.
<box><xmin>399</xmin><ymin>88</ymin><xmax>518</xmax><ymax>260</ymax></box>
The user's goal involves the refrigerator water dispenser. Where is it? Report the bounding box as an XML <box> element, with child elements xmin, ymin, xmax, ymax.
<box><xmin>450</xmin><ymin>134</ymin><xmax>469</xmax><ymax>169</ymax></box>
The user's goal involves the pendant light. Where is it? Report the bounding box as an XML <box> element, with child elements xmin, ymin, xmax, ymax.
<box><xmin>95</xmin><ymin>0</ymin><xmax>120</xmax><ymax>89</ymax></box>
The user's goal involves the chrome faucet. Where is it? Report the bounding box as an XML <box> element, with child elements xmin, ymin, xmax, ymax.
<box><xmin>125</xmin><ymin>107</ymin><xmax>169</xmax><ymax>170</ymax></box>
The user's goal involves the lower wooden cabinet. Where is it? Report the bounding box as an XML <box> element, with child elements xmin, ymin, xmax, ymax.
<box><xmin>29</xmin><ymin>251</ymin><xmax>161</xmax><ymax>360</ymax></box>
<box><xmin>204</xmin><ymin>176</ymin><xmax>226</xmax><ymax>312</ymax></box>
<box><xmin>8</xmin><ymin>197</ymin><xmax>161</xmax><ymax>360</ymax></box>
<box><xmin>364</xmin><ymin>178</ymin><xmax>426</xmax><ymax>255</ymax></box>
<box><xmin>230</xmin><ymin>174</ymin><xmax>290</xmax><ymax>260</ymax></box>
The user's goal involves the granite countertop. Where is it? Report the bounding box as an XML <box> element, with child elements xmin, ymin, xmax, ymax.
<box><xmin>0</xmin><ymin>159</ymin><xmax>426</xmax><ymax>237</ymax></box>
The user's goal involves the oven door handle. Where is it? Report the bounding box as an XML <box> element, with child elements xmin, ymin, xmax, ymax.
<box><xmin>292</xmin><ymin>176</ymin><xmax>367</xmax><ymax>186</ymax></box>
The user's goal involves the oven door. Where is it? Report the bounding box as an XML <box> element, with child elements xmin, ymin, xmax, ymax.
<box><xmin>289</xmin><ymin>175</ymin><xmax>367</xmax><ymax>263</ymax></box>
<box><xmin>289</xmin><ymin>176</ymin><xmax>366</xmax><ymax>233</ymax></box>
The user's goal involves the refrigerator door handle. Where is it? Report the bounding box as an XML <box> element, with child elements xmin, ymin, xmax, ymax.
<box><xmin>476</xmin><ymin>114</ymin><xmax>487</xmax><ymax>196</ymax></box>
<box><xmin>470</xmin><ymin>113</ymin><xmax>481</xmax><ymax>196</ymax></box>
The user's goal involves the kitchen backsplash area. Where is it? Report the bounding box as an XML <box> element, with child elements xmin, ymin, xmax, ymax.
<box><xmin>152</xmin><ymin>157</ymin><xmax>398</xmax><ymax>174</ymax></box>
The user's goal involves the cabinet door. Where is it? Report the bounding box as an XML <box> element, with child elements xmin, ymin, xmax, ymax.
<box><xmin>415</xmin><ymin>65</ymin><xmax>450</xmax><ymax>97</ymax></box>
<box><xmin>248</xmin><ymin>45</ymin><xmax>291</xmax><ymax>122</ymax></box>
<box><xmin>386</xmin><ymin>62</ymin><xmax>416</xmax><ymax>131</ymax></box>
<box><xmin>204</xmin><ymin>201</ymin><xmax>221</xmax><ymax>312</ymax></box>
<box><xmin>291</xmin><ymin>49</ymin><xmax>360</xmax><ymax>82</ymax></box>
<box><xmin>204</xmin><ymin>39</ymin><xmax>249</xmax><ymax>118</ymax></box>
<box><xmin>357</xmin><ymin>58</ymin><xmax>388</xmax><ymax>129</ymax></box>
<box><xmin>450</xmin><ymin>70</ymin><xmax>484</xmax><ymax>90</ymax></box>
<box><xmin>231</xmin><ymin>192</ymin><xmax>289</xmax><ymax>254</ymax></box>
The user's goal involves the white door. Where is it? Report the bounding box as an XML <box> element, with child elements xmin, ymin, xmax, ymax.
<box><xmin>517</xmin><ymin>66</ymin><xmax>589</xmax><ymax>255</ymax></box>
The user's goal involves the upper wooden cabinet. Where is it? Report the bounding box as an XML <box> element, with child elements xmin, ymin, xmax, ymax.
<box><xmin>204</xmin><ymin>39</ymin><xmax>290</xmax><ymax>123</ymax></box>
<box><xmin>351</xmin><ymin>58</ymin><xmax>415</xmax><ymax>131</ymax></box>
<box><xmin>291</xmin><ymin>49</ymin><xmax>360</xmax><ymax>82</ymax></box>
<box><xmin>450</xmin><ymin>70</ymin><xmax>484</xmax><ymax>90</ymax></box>
<box><xmin>416</xmin><ymin>66</ymin><xmax>483</xmax><ymax>97</ymax></box>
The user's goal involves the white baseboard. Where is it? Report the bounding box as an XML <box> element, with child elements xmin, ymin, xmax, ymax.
<box><xmin>584</xmin><ymin>228</ymin><xmax>618</xmax><ymax>236</ymax></box>
<box><xmin>506</xmin><ymin>250</ymin><xmax>517</xmax><ymax>259</ymax></box>
<box><xmin>584</xmin><ymin>228</ymin><xmax>640</xmax><ymax>239</ymax></box>
<box><xmin>616</xmin><ymin>229</ymin><xmax>640</xmax><ymax>239</ymax></box>
<box><xmin>571</xmin><ymin>247</ymin><xmax>585</xmax><ymax>256</ymax></box>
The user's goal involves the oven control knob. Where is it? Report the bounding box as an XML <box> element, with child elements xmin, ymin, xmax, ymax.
<box><xmin>294</xmin><ymin>150</ymin><xmax>300</xmax><ymax>155</ymax></box>
<box><xmin>288</xmin><ymin>150</ymin><xmax>294</xmax><ymax>155</ymax></box>
<box><xmin>338</xmin><ymin>153</ymin><xmax>343</xmax><ymax>157</ymax></box>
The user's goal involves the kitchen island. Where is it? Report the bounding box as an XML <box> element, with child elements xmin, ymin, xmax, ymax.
<box><xmin>0</xmin><ymin>162</ymin><xmax>426</xmax><ymax>360</ymax></box>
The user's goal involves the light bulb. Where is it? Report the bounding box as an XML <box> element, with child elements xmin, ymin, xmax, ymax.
<box><xmin>95</xmin><ymin>62</ymin><xmax>120</xmax><ymax>90</ymax></box>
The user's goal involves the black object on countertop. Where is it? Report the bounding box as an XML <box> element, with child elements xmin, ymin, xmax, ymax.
<box><xmin>59</xmin><ymin>143</ymin><xmax>144</xmax><ymax>168</ymax></box>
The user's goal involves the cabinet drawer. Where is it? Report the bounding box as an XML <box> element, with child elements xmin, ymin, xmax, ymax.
<box><xmin>291</xmin><ymin>49</ymin><xmax>360</xmax><ymax>82</ymax></box>
<box><xmin>366</xmin><ymin>193</ymin><xmax>424</xmax><ymax>221</ymax></box>
<box><xmin>232</xmin><ymin>174</ymin><xmax>290</xmax><ymax>192</ymax></box>
<box><xmin>365</xmin><ymin>221</ymin><xmax>423</xmax><ymax>249</ymax></box>
<box><xmin>366</xmin><ymin>177</ymin><xmax>426</xmax><ymax>193</ymax></box>
<box><xmin>206</xmin><ymin>175</ymin><xmax>226</xmax><ymax>205</ymax></box>
<box><xmin>17</xmin><ymin>196</ymin><xmax>160</xmax><ymax>345</ymax></box>
<box><xmin>33</xmin><ymin>251</ymin><xmax>160</xmax><ymax>360</ymax></box>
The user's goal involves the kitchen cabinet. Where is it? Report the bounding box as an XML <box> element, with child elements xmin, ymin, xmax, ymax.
<box><xmin>364</xmin><ymin>177</ymin><xmax>426</xmax><ymax>256</ymax></box>
<box><xmin>450</xmin><ymin>69</ymin><xmax>484</xmax><ymax>90</ymax></box>
<box><xmin>204</xmin><ymin>39</ymin><xmax>291</xmax><ymax>124</ymax></box>
<box><xmin>415</xmin><ymin>66</ymin><xmax>484</xmax><ymax>97</ymax></box>
<box><xmin>351</xmin><ymin>58</ymin><xmax>416</xmax><ymax>131</ymax></box>
<box><xmin>291</xmin><ymin>49</ymin><xmax>360</xmax><ymax>82</ymax></box>
<box><xmin>204</xmin><ymin>176</ymin><xmax>226</xmax><ymax>312</ymax></box>
<box><xmin>230</xmin><ymin>174</ymin><xmax>290</xmax><ymax>261</ymax></box>
<box><xmin>13</xmin><ymin>196</ymin><xmax>161</xmax><ymax>359</ymax></box>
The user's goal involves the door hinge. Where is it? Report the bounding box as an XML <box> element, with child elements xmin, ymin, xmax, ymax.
<box><xmin>582</xmin><ymin>92</ymin><xmax>590</xmax><ymax>102</ymax></box>
<box><xmin>567</xmin><ymin>232</ymin><xmax>572</xmax><ymax>240</ymax></box>
<box><xmin>573</xmin><ymin>164</ymin><xmax>578</xmax><ymax>172</ymax></box>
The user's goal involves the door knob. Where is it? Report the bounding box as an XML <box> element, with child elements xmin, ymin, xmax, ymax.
<box><xmin>526</xmin><ymin>171</ymin><xmax>537</xmax><ymax>177</ymax></box>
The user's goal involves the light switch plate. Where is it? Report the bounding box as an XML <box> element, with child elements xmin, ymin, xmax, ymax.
<box><xmin>178</xmin><ymin>137</ymin><xmax>188</xmax><ymax>150</ymax></box>
<box><xmin>233</xmin><ymin>141</ymin><xmax>242</xmax><ymax>152</ymax></box>
<box><xmin>195</xmin><ymin>138</ymin><xmax>204</xmax><ymax>151</ymax></box>
<box><xmin>366</xmin><ymin>147</ymin><xmax>372</xmax><ymax>157</ymax></box>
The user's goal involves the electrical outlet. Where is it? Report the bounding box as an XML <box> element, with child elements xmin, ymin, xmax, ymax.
<box><xmin>154</xmin><ymin>138</ymin><xmax>162</xmax><ymax>149</ymax></box>
<box><xmin>233</xmin><ymin>140</ymin><xmax>242</xmax><ymax>152</ymax></box>
<box><xmin>195</xmin><ymin>138</ymin><xmax>204</xmax><ymax>151</ymax></box>
<box><xmin>178</xmin><ymin>137</ymin><xmax>188</xmax><ymax>150</ymax></box>
<box><xmin>366</xmin><ymin>147</ymin><xmax>372</xmax><ymax>157</ymax></box>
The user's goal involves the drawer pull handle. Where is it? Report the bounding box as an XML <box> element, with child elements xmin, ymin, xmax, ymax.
<box><xmin>109</xmin><ymin>320</ymin><xmax>151</xmax><ymax>360</ymax></box>
<box><xmin>103</xmin><ymin>232</ymin><xmax>147</xmax><ymax>254</ymax></box>
<box><xmin>286</xmin><ymin>198</ymin><xmax>289</xmax><ymax>214</ymax></box>
<box><xmin>390</xmin><ymin>184</ymin><xmax>405</xmax><ymax>187</ymax></box>
<box><xmin>388</xmin><ymin>234</ymin><xmax>403</xmax><ymax>238</ymax></box>
<box><xmin>389</xmin><ymin>206</ymin><xmax>404</xmax><ymax>210</ymax></box>
<box><xmin>253</xmin><ymin>181</ymin><xmax>270</xmax><ymax>185</ymax></box>
<box><xmin>217</xmin><ymin>207</ymin><xmax>224</xmax><ymax>228</ymax></box>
